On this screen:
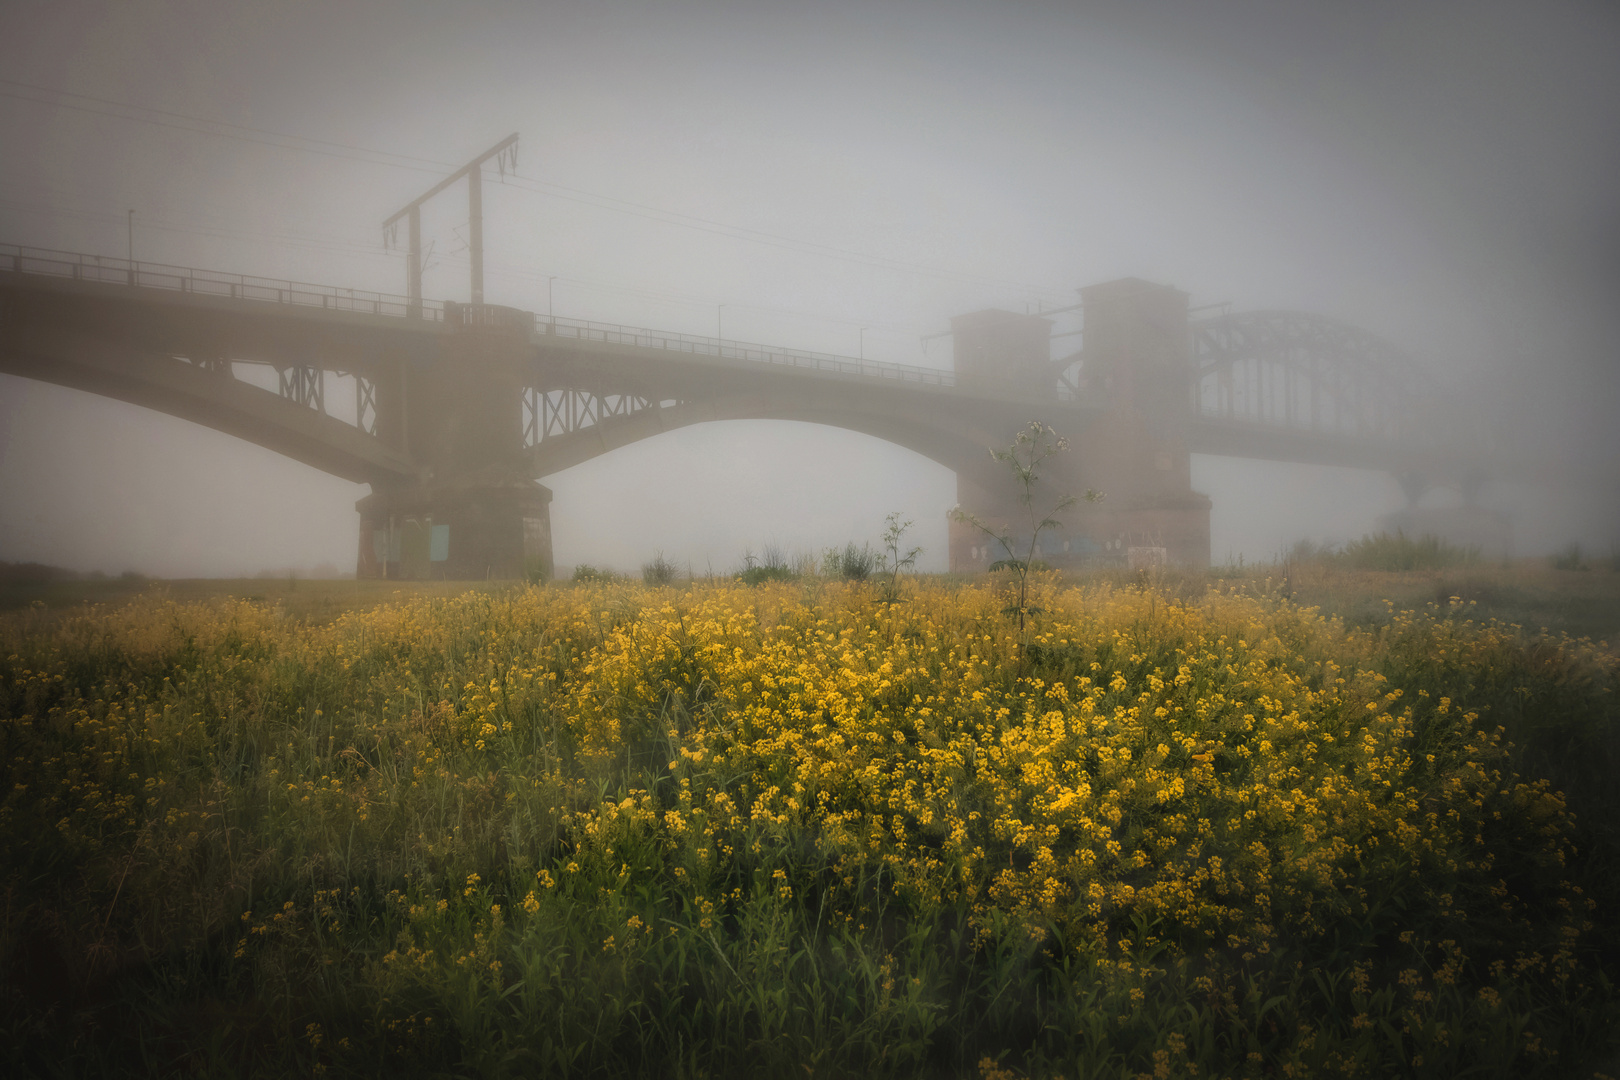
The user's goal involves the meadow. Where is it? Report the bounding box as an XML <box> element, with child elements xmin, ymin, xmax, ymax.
<box><xmin>2</xmin><ymin>565</ymin><xmax>1618</xmax><ymax>1077</ymax></box>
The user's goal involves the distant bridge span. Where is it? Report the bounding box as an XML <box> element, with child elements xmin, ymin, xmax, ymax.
<box><xmin>0</xmin><ymin>242</ymin><xmax>1487</xmax><ymax>577</ymax></box>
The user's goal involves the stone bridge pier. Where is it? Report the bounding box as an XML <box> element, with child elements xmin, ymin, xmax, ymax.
<box><xmin>948</xmin><ymin>277</ymin><xmax>1210</xmax><ymax>571</ymax></box>
<box><xmin>355</xmin><ymin>303</ymin><xmax>554</xmax><ymax>581</ymax></box>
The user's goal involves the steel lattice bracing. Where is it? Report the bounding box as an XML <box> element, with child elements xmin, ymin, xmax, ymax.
<box><xmin>279</xmin><ymin>365</ymin><xmax>325</xmax><ymax>412</ymax></box>
<box><xmin>1189</xmin><ymin>310</ymin><xmax>1438</xmax><ymax>445</ymax></box>
<box><xmin>355</xmin><ymin>375</ymin><xmax>378</xmax><ymax>436</ymax></box>
<box><xmin>521</xmin><ymin>387</ymin><xmax>682</xmax><ymax>448</ymax></box>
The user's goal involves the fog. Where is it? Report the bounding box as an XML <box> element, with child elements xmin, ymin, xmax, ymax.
<box><xmin>1</xmin><ymin>0</ymin><xmax>1616</xmax><ymax>577</ymax></box>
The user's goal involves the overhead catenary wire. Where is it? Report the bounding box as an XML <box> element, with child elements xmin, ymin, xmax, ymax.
<box><xmin>2</xmin><ymin>195</ymin><xmax>940</xmax><ymax>350</ymax></box>
<box><xmin>0</xmin><ymin>78</ymin><xmax>1106</xmax><ymax>362</ymax></box>
<box><xmin>0</xmin><ymin>196</ymin><xmax>397</xmax><ymax>263</ymax></box>
<box><xmin>0</xmin><ymin>78</ymin><xmax>458</xmax><ymax>173</ymax></box>
<box><xmin>0</xmin><ymin>77</ymin><xmax>1069</xmax><ymax>305</ymax></box>
<box><xmin>499</xmin><ymin>171</ymin><xmax>1067</xmax><ymax>300</ymax></box>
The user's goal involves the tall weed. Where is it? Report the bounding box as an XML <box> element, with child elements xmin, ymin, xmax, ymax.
<box><xmin>1336</xmin><ymin>530</ymin><xmax>1480</xmax><ymax>570</ymax></box>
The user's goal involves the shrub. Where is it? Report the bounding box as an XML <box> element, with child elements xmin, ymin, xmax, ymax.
<box><xmin>1286</xmin><ymin>538</ymin><xmax>1332</xmax><ymax>563</ymax></box>
<box><xmin>877</xmin><ymin>512</ymin><xmax>922</xmax><ymax>602</ymax></box>
<box><xmin>1552</xmin><ymin>542</ymin><xmax>1588</xmax><ymax>571</ymax></box>
<box><xmin>737</xmin><ymin>564</ymin><xmax>794</xmax><ymax>586</ymax></box>
<box><xmin>641</xmin><ymin>552</ymin><xmax>678</xmax><ymax>585</ymax></box>
<box><xmin>823</xmin><ymin>542</ymin><xmax>878</xmax><ymax>582</ymax></box>
<box><xmin>737</xmin><ymin>545</ymin><xmax>794</xmax><ymax>586</ymax></box>
<box><xmin>571</xmin><ymin>563</ymin><xmax>623</xmax><ymax>583</ymax></box>
<box><xmin>1339</xmin><ymin>529</ymin><xmax>1479</xmax><ymax>570</ymax></box>
<box><xmin>738</xmin><ymin>566</ymin><xmax>789</xmax><ymax>585</ymax></box>
<box><xmin>0</xmin><ymin>561</ymin><xmax>81</xmax><ymax>584</ymax></box>
<box><xmin>987</xmin><ymin>558</ymin><xmax>1047</xmax><ymax>573</ymax></box>
<box><xmin>953</xmin><ymin>420</ymin><xmax>1101</xmax><ymax>636</ymax></box>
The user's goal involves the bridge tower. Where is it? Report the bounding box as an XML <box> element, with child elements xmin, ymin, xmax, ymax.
<box><xmin>1070</xmin><ymin>277</ymin><xmax>1210</xmax><ymax>565</ymax></box>
<box><xmin>948</xmin><ymin>278</ymin><xmax>1210</xmax><ymax>570</ymax></box>
<box><xmin>948</xmin><ymin>307</ymin><xmax>1062</xmax><ymax>568</ymax></box>
<box><xmin>354</xmin><ymin>303</ymin><xmax>554</xmax><ymax>581</ymax></box>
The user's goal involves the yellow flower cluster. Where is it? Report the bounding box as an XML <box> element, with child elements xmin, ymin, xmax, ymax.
<box><xmin>544</xmin><ymin>579</ymin><xmax>1588</xmax><ymax>957</ymax></box>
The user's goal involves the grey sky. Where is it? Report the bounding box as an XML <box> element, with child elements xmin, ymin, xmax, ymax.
<box><xmin>1</xmin><ymin>0</ymin><xmax>1616</xmax><ymax>575</ymax></box>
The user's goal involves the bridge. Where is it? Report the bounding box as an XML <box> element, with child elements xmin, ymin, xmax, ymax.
<box><xmin>0</xmin><ymin>240</ymin><xmax>1488</xmax><ymax>578</ymax></box>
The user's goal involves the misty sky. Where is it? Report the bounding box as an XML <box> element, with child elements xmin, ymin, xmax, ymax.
<box><xmin>1</xmin><ymin>0</ymin><xmax>1616</xmax><ymax>576</ymax></box>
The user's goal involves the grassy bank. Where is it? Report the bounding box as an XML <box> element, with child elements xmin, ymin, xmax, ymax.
<box><xmin>7</xmin><ymin>558</ymin><xmax>1618</xmax><ymax>643</ymax></box>
<box><xmin>2</xmin><ymin>572</ymin><xmax>1617</xmax><ymax>1076</ymax></box>
<box><xmin>0</xmin><ymin>575</ymin><xmax>503</xmax><ymax>619</ymax></box>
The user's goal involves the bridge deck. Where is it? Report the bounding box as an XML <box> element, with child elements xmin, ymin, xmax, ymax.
<box><xmin>2</xmin><ymin>240</ymin><xmax>1518</xmax><ymax>486</ymax></box>
<box><xmin>2</xmin><ymin>243</ymin><xmax>1010</xmax><ymax>399</ymax></box>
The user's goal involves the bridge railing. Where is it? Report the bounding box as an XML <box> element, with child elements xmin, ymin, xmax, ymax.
<box><xmin>529</xmin><ymin>314</ymin><xmax>1089</xmax><ymax>402</ymax></box>
<box><xmin>1</xmin><ymin>241</ymin><xmax>1087</xmax><ymax>403</ymax></box>
<box><xmin>0</xmin><ymin>243</ymin><xmax>446</xmax><ymax>322</ymax></box>
<box><xmin>531</xmin><ymin>313</ymin><xmax>967</xmax><ymax>390</ymax></box>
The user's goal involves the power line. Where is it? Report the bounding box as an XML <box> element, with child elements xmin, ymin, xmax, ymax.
<box><xmin>0</xmin><ymin>78</ymin><xmax>456</xmax><ymax>174</ymax></box>
<box><xmin>468</xmin><ymin>251</ymin><xmax>935</xmax><ymax>342</ymax></box>
<box><xmin>1</xmin><ymin>196</ymin><xmax>939</xmax><ymax>348</ymax></box>
<box><xmin>0</xmin><ymin>76</ymin><xmax>1069</xmax><ymax>303</ymax></box>
<box><xmin>499</xmin><ymin>172</ymin><xmax>1066</xmax><ymax>299</ymax></box>
<box><xmin>0</xmin><ymin>197</ymin><xmax>393</xmax><ymax>263</ymax></box>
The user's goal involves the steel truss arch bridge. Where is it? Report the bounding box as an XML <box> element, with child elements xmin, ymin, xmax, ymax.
<box><xmin>0</xmin><ymin>245</ymin><xmax>1519</xmax><ymax>577</ymax></box>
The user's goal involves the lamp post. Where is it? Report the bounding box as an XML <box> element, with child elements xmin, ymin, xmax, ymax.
<box><xmin>859</xmin><ymin>326</ymin><xmax>868</xmax><ymax>360</ymax></box>
<box><xmin>717</xmin><ymin>303</ymin><xmax>727</xmax><ymax>349</ymax></box>
<box><xmin>547</xmin><ymin>276</ymin><xmax>556</xmax><ymax>323</ymax></box>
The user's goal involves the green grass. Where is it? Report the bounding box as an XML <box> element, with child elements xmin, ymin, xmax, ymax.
<box><xmin>0</xmin><ymin>575</ymin><xmax>505</xmax><ymax>619</ymax></box>
<box><xmin>1321</xmin><ymin>530</ymin><xmax>1481</xmax><ymax>572</ymax></box>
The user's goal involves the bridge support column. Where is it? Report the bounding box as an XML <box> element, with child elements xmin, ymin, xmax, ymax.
<box><xmin>948</xmin><ymin>461</ymin><xmax>1211</xmax><ymax>571</ymax></box>
<box><xmin>356</xmin><ymin>302</ymin><xmax>554</xmax><ymax>581</ymax></box>
<box><xmin>356</xmin><ymin>478</ymin><xmax>553</xmax><ymax>582</ymax></box>
<box><xmin>947</xmin><ymin>278</ymin><xmax>1211</xmax><ymax>571</ymax></box>
<box><xmin>1071</xmin><ymin>278</ymin><xmax>1210</xmax><ymax>566</ymax></box>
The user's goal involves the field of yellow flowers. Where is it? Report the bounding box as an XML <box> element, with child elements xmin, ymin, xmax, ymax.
<box><xmin>2</xmin><ymin>574</ymin><xmax>1617</xmax><ymax>1078</ymax></box>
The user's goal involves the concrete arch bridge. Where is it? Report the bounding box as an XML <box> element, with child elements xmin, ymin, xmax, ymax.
<box><xmin>0</xmin><ymin>242</ymin><xmax>1490</xmax><ymax>577</ymax></box>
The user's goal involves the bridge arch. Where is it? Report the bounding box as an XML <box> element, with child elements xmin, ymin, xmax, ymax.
<box><xmin>1189</xmin><ymin>310</ymin><xmax>1443</xmax><ymax>447</ymax></box>
<box><xmin>0</xmin><ymin>314</ymin><xmax>417</xmax><ymax>485</ymax></box>
<box><xmin>521</xmin><ymin>384</ymin><xmax>1013</xmax><ymax>482</ymax></box>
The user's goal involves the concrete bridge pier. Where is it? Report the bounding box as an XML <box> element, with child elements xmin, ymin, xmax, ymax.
<box><xmin>1379</xmin><ymin>465</ymin><xmax>1512</xmax><ymax>560</ymax></box>
<box><xmin>948</xmin><ymin>450</ymin><xmax>1210</xmax><ymax>570</ymax></box>
<box><xmin>354</xmin><ymin>302</ymin><xmax>555</xmax><ymax>581</ymax></box>
<box><xmin>947</xmin><ymin>278</ymin><xmax>1211</xmax><ymax>571</ymax></box>
<box><xmin>1071</xmin><ymin>279</ymin><xmax>1210</xmax><ymax>566</ymax></box>
<box><xmin>356</xmin><ymin>477</ymin><xmax>552</xmax><ymax>581</ymax></box>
